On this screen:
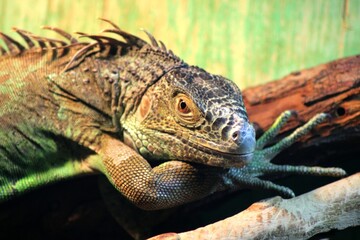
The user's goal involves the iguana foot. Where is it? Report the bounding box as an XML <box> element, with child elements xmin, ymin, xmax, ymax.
<box><xmin>226</xmin><ymin>111</ymin><xmax>346</xmax><ymax>197</ymax></box>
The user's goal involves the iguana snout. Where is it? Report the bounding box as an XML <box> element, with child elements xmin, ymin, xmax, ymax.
<box><xmin>226</xmin><ymin>119</ymin><xmax>256</xmax><ymax>156</ymax></box>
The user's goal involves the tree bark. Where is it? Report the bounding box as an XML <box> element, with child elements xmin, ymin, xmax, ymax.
<box><xmin>150</xmin><ymin>173</ymin><xmax>360</xmax><ymax>240</ymax></box>
<box><xmin>244</xmin><ymin>54</ymin><xmax>360</xmax><ymax>143</ymax></box>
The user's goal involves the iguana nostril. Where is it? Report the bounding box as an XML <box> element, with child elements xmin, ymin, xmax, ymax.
<box><xmin>232</xmin><ymin>132</ymin><xmax>239</xmax><ymax>141</ymax></box>
<box><xmin>231</xmin><ymin>128</ymin><xmax>246</xmax><ymax>143</ymax></box>
<box><xmin>230</xmin><ymin>123</ymin><xmax>256</xmax><ymax>154</ymax></box>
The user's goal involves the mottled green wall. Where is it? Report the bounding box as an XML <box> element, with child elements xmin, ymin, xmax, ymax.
<box><xmin>0</xmin><ymin>0</ymin><xmax>359</xmax><ymax>88</ymax></box>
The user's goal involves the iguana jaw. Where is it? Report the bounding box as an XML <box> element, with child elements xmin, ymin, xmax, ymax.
<box><xmin>185</xmin><ymin>137</ymin><xmax>255</xmax><ymax>166</ymax></box>
<box><xmin>123</xmin><ymin>127</ymin><xmax>255</xmax><ymax>168</ymax></box>
<box><xmin>185</xmin><ymin>134</ymin><xmax>255</xmax><ymax>168</ymax></box>
<box><xmin>171</xmin><ymin>129</ymin><xmax>255</xmax><ymax>167</ymax></box>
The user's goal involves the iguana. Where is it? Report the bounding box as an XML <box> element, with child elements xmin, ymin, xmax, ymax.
<box><xmin>0</xmin><ymin>19</ymin><xmax>346</xmax><ymax>211</ymax></box>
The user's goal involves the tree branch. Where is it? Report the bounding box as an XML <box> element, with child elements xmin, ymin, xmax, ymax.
<box><xmin>150</xmin><ymin>173</ymin><xmax>360</xmax><ymax>240</ymax></box>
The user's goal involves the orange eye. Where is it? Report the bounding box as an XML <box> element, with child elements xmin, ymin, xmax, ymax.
<box><xmin>173</xmin><ymin>93</ymin><xmax>202</xmax><ymax>126</ymax></box>
<box><xmin>178</xmin><ymin>99</ymin><xmax>191</xmax><ymax>114</ymax></box>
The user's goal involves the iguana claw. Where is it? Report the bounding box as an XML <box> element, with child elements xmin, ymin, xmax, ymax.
<box><xmin>226</xmin><ymin>111</ymin><xmax>346</xmax><ymax>197</ymax></box>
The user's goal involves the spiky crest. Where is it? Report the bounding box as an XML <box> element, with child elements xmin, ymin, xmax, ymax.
<box><xmin>0</xmin><ymin>32</ymin><xmax>26</xmax><ymax>55</ymax></box>
<box><xmin>42</xmin><ymin>26</ymin><xmax>78</xmax><ymax>44</ymax></box>
<box><xmin>0</xmin><ymin>19</ymin><xmax>181</xmax><ymax>73</ymax></box>
<box><xmin>12</xmin><ymin>28</ymin><xmax>35</xmax><ymax>48</ymax></box>
<box><xmin>63</xmin><ymin>19</ymin><xmax>181</xmax><ymax>71</ymax></box>
<box><xmin>0</xmin><ymin>25</ymin><xmax>84</xmax><ymax>60</ymax></box>
<box><xmin>0</xmin><ymin>45</ymin><xmax>6</xmax><ymax>55</ymax></box>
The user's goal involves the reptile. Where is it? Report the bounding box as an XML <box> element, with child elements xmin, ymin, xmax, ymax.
<box><xmin>0</xmin><ymin>19</ymin><xmax>346</xmax><ymax>211</ymax></box>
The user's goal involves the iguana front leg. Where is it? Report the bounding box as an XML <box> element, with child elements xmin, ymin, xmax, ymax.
<box><xmin>225</xmin><ymin>111</ymin><xmax>346</xmax><ymax>197</ymax></box>
<box><xmin>94</xmin><ymin>135</ymin><xmax>222</xmax><ymax>210</ymax></box>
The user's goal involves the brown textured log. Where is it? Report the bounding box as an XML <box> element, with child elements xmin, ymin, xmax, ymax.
<box><xmin>244</xmin><ymin>55</ymin><xmax>360</xmax><ymax>141</ymax></box>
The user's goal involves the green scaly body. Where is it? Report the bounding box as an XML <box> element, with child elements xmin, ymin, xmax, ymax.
<box><xmin>0</xmin><ymin>44</ymin><xmax>105</xmax><ymax>197</ymax></box>
<box><xmin>0</xmin><ymin>20</ymin><xmax>345</xmax><ymax>210</ymax></box>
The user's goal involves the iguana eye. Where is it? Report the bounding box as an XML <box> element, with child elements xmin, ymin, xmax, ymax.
<box><xmin>178</xmin><ymin>99</ymin><xmax>191</xmax><ymax>114</ymax></box>
<box><xmin>174</xmin><ymin>93</ymin><xmax>201</xmax><ymax>125</ymax></box>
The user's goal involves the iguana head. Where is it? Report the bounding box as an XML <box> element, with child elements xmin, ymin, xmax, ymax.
<box><xmin>122</xmin><ymin>64</ymin><xmax>256</xmax><ymax>168</ymax></box>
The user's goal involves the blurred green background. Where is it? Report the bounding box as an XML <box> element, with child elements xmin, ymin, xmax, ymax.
<box><xmin>0</xmin><ymin>0</ymin><xmax>359</xmax><ymax>88</ymax></box>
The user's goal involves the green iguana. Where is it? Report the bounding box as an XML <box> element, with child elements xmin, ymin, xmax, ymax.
<box><xmin>0</xmin><ymin>19</ymin><xmax>345</xmax><ymax>210</ymax></box>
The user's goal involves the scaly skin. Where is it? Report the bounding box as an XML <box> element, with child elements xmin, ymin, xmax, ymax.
<box><xmin>0</xmin><ymin>20</ymin><xmax>345</xmax><ymax>210</ymax></box>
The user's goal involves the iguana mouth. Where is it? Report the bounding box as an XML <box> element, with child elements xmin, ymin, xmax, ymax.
<box><xmin>186</xmin><ymin>136</ymin><xmax>254</xmax><ymax>161</ymax></box>
<box><xmin>184</xmin><ymin>140</ymin><xmax>254</xmax><ymax>168</ymax></box>
<box><xmin>156</xmin><ymin>130</ymin><xmax>255</xmax><ymax>167</ymax></box>
<box><xmin>185</xmin><ymin>131</ymin><xmax>255</xmax><ymax>157</ymax></box>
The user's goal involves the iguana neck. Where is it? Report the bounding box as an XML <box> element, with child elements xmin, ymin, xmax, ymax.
<box><xmin>48</xmin><ymin>57</ymin><xmax>128</xmax><ymax>130</ymax></box>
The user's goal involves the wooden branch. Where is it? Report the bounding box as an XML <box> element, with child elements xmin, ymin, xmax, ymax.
<box><xmin>149</xmin><ymin>55</ymin><xmax>360</xmax><ymax>239</ymax></box>
<box><xmin>150</xmin><ymin>173</ymin><xmax>360</xmax><ymax>240</ymax></box>
<box><xmin>243</xmin><ymin>55</ymin><xmax>360</xmax><ymax>131</ymax></box>
<box><xmin>244</xmin><ymin>55</ymin><xmax>360</xmax><ymax>144</ymax></box>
